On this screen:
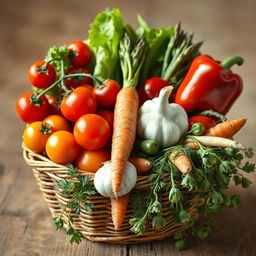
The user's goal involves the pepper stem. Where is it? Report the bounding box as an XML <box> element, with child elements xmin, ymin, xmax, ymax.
<box><xmin>220</xmin><ymin>56</ymin><xmax>244</xmax><ymax>73</ymax></box>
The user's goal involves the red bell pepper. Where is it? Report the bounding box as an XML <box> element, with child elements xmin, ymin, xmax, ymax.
<box><xmin>174</xmin><ymin>55</ymin><xmax>244</xmax><ymax>115</ymax></box>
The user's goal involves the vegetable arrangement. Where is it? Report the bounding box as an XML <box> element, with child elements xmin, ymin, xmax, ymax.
<box><xmin>17</xmin><ymin>8</ymin><xmax>255</xmax><ymax>249</ymax></box>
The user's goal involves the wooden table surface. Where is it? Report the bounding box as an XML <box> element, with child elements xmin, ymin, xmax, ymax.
<box><xmin>1</xmin><ymin>0</ymin><xmax>256</xmax><ymax>255</ymax></box>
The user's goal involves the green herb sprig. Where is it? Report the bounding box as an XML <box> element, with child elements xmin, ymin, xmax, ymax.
<box><xmin>52</xmin><ymin>164</ymin><xmax>95</xmax><ymax>244</ymax></box>
<box><xmin>129</xmin><ymin>142</ymin><xmax>255</xmax><ymax>249</ymax></box>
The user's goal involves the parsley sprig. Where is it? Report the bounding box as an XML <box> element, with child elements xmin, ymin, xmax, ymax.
<box><xmin>52</xmin><ymin>164</ymin><xmax>95</xmax><ymax>244</ymax></box>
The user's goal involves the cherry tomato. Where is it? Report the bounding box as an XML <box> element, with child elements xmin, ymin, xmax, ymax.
<box><xmin>96</xmin><ymin>110</ymin><xmax>114</xmax><ymax>132</ymax></box>
<box><xmin>46</xmin><ymin>131</ymin><xmax>80</xmax><ymax>164</ymax></box>
<box><xmin>16</xmin><ymin>92</ymin><xmax>50</xmax><ymax>123</ymax></box>
<box><xmin>76</xmin><ymin>149</ymin><xmax>110</xmax><ymax>173</ymax></box>
<box><xmin>60</xmin><ymin>87</ymin><xmax>97</xmax><ymax>122</ymax></box>
<box><xmin>188</xmin><ymin>115</ymin><xmax>216</xmax><ymax>130</ymax></box>
<box><xmin>74</xmin><ymin>114</ymin><xmax>110</xmax><ymax>150</ymax></box>
<box><xmin>93</xmin><ymin>80</ymin><xmax>121</xmax><ymax>109</ymax></box>
<box><xmin>138</xmin><ymin>77</ymin><xmax>170</xmax><ymax>104</ymax></box>
<box><xmin>43</xmin><ymin>115</ymin><xmax>70</xmax><ymax>132</ymax></box>
<box><xmin>47</xmin><ymin>96</ymin><xmax>61</xmax><ymax>115</ymax></box>
<box><xmin>23</xmin><ymin>121</ymin><xmax>52</xmax><ymax>153</ymax></box>
<box><xmin>28</xmin><ymin>61</ymin><xmax>56</xmax><ymax>89</ymax></box>
<box><xmin>79</xmin><ymin>84</ymin><xmax>94</xmax><ymax>91</ymax></box>
<box><xmin>64</xmin><ymin>67</ymin><xmax>92</xmax><ymax>89</ymax></box>
<box><xmin>67</xmin><ymin>40</ymin><xmax>92</xmax><ymax>67</ymax></box>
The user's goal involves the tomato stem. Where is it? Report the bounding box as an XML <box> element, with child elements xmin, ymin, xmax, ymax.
<box><xmin>35</xmin><ymin>73</ymin><xmax>103</xmax><ymax>102</ymax></box>
<box><xmin>60</xmin><ymin>59</ymin><xmax>70</xmax><ymax>93</ymax></box>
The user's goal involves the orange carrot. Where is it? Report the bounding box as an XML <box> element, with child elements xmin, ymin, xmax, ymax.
<box><xmin>204</xmin><ymin>119</ymin><xmax>246</xmax><ymax>138</ymax></box>
<box><xmin>111</xmin><ymin>87</ymin><xmax>139</xmax><ymax>194</ymax></box>
<box><xmin>168</xmin><ymin>150</ymin><xmax>192</xmax><ymax>174</ymax></box>
<box><xmin>128</xmin><ymin>158</ymin><xmax>152</xmax><ymax>174</ymax></box>
<box><xmin>183</xmin><ymin>141</ymin><xmax>199</xmax><ymax>148</ymax></box>
<box><xmin>111</xmin><ymin>194</ymin><xmax>129</xmax><ymax>231</ymax></box>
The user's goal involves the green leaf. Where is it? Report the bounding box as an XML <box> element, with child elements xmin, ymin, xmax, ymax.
<box><xmin>207</xmin><ymin>192</ymin><xmax>224</xmax><ymax>206</ymax></box>
<box><xmin>181</xmin><ymin>174</ymin><xmax>197</xmax><ymax>191</ymax></box>
<box><xmin>219</xmin><ymin>161</ymin><xmax>233</xmax><ymax>173</ymax></box>
<box><xmin>168</xmin><ymin>187</ymin><xmax>183</xmax><ymax>203</ymax></box>
<box><xmin>245</xmin><ymin>147</ymin><xmax>254</xmax><ymax>158</ymax></box>
<box><xmin>242</xmin><ymin>161</ymin><xmax>255</xmax><ymax>173</ymax></box>
<box><xmin>149</xmin><ymin>201</ymin><xmax>162</xmax><ymax>213</ymax></box>
<box><xmin>233</xmin><ymin>175</ymin><xmax>242</xmax><ymax>185</ymax></box>
<box><xmin>175</xmin><ymin>240</ymin><xmax>185</xmax><ymax>250</ymax></box>
<box><xmin>229</xmin><ymin>195</ymin><xmax>241</xmax><ymax>208</ymax></box>
<box><xmin>130</xmin><ymin>218</ymin><xmax>146</xmax><ymax>235</ymax></box>
<box><xmin>196</xmin><ymin>223</ymin><xmax>214</xmax><ymax>240</ymax></box>
<box><xmin>66</xmin><ymin>224</ymin><xmax>74</xmax><ymax>235</ymax></box>
<box><xmin>89</xmin><ymin>8</ymin><xmax>124</xmax><ymax>83</ymax></box>
<box><xmin>45</xmin><ymin>45</ymin><xmax>71</xmax><ymax>73</ymax></box>
<box><xmin>69</xmin><ymin>231</ymin><xmax>83</xmax><ymax>244</ymax></box>
<box><xmin>241</xmin><ymin>177</ymin><xmax>252</xmax><ymax>188</ymax></box>
<box><xmin>152</xmin><ymin>215</ymin><xmax>166</xmax><ymax>229</ymax></box>
<box><xmin>179</xmin><ymin>210</ymin><xmax>191</xmax><ymax>223</ymax></box>
<box><xmin>52</xmin><ymin>216</ymin><xmax>63</xmax><ymax>230</ymax></box>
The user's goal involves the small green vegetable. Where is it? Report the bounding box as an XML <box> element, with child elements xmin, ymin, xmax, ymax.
<box><xmin>191</xmin><ymin>122</ymin><xmax>205</xmax><ymax>136</ymax></box>
<box><xmin>140</xmin><ymin>140</ymin><xmax>160</xmax><ymax>155</ymax></box>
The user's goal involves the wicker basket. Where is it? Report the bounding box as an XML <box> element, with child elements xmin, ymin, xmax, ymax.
<box><xmin>23</xmin><ymin>145</ymin><xmax>204</xmax><ymax>244</ymax></box>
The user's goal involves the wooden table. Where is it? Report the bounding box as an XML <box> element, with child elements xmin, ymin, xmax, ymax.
<box><xmin>1</xmin><ymin>0</ymin><xmax>255</xmax><ymax>255</ymax></box>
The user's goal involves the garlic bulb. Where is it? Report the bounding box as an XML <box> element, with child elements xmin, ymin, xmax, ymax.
<box><xmin>94</xmin><ymin>161</ymin><xmax>137</xmax><ymax>197</ymax></box>
<box><xmin>137</xmin><ymin>86</ymin><xmax>188</xmax><ymax>147</ymax></box>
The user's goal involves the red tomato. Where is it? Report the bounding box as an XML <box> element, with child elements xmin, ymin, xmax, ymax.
<box><xmin>67</xmin><ymin>40</ymin><xmax>92</xmax><ymax>67</ymax></box>
<box><xmin>16</xmin><ymin>92</ymin><xmax>50</xmax><ymax>123</ymax></box>
<box><xmin>96</xmin><ymin>110</ymin><xmax>114</xmax><ymax>132</ymax></box>
<box><xmin>76</xmin><ymin>149</ymin><xmax>110</xmax><ymax>173</ymax></box>
<box><xmin>43</xmin><ymin>115</ymin><xmax>70</xmax><ymax>132</ymax></box>
<box><xmin>93</xmin><ymin>80</ymin><xmax>121</xmax><ymax>109</ymax></box>
<box><xmin>74</xmin><ymin>114</ymin><xmax>110</xmax><ymax>150</ymax></box>
<box><xmin>79</xmin><ymin>84</ymin><xmax>94</xmax><ymax>91</ymax></box>
<box><xmin>60</xmin><ymin>87</ymin><xmax>97</xmax><ymax>122</ymax></box>
<box><xmin>138</xmin><ymin>77</ymin><xmax>170</xmax><ymax>104</ymax></box>
<box><xmin>28</xmin><ymin>61</ymin><xmax>56</xmax><ymax>89</ymax></box>
<box><xmin>188</xmin><ymin>115</ymin><xmax>216</xmax><ymax>130</ymax></box>
<box><xmin>23</xmin><ymin>121</ymin><xmax>53</xmax><ymax>153</ymax></box>
<box><xmin>64</xmin><ymin>67</ymin><xmax>92</xmax><ymax>89</ymax></box>
<box><xmin>47</xmin><ymin>96</ymin><xmax>61</xmax><ymax>115</ymax></box>
<box><xmin>46</xmin><ymin>131</ymin><xmax>80</xmax><ymax>164</ymax></box>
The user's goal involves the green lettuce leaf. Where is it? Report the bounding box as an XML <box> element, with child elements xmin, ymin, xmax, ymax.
<box><xmin>88</xmin><ymin>8</ymin><xmax>124</xmax><ymax>83</ymax></box>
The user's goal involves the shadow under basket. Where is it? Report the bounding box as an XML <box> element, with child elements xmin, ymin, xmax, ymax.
<box><xmin>23</xmin><ymin>145</ymin><xmax>205</xmax><ymax>244</ymax></box>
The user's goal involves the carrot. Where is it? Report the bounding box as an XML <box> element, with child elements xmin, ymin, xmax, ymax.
<box><xmin>184</xmin><ymin>136</ymin><xmax>245</xmax><ymax>150</ymax></box>
<box><xmin>128</xmin><ymin>158</ymin><xmax>152</xmax><ymax>174</ymax></box>
<box><xmin>111</xmin><ymin>87</ymin><xmax>139</xmax><ymax>194</ymax></box>
<box><xmin>183</xmin><ymin>141</ymin><xmax>199</xmax><ymax>148</ymax></box>
<box><xmin>204</xmin><ymin>119</ymin><xmax>246</xmax><ymax>138</ymax></box>
<box><xmin>111</xmin><ymin>34</ymin><xmax>146</xmax><ymax>195</ymax></box>
<box><xmin>168</xmin><ymin>150</ymin><xmax>192</xmax><ymax>174</ymax></box>
<box><xmin>111</xmin><ymin>193</ymin><xmax>129</xmax><ymax>231</ymax></box>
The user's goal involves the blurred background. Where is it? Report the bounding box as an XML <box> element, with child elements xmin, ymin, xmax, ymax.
<box><xmin>0</xmin><ymin>0</ymin><xmax>255</xmax><ymax>255</ymax></box>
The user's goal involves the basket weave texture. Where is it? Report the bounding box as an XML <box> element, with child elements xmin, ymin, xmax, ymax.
<box><xmin>23</xmin><ymin>145</ymin><xmax>204</xmax><ymax>244</ymax></box>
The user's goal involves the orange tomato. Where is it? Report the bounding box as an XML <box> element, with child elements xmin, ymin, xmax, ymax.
<box><xmin>43</xmin><ymin>115</ymin><xmax>70</xmax><ymax>132</ymax></box>
<box><xmin>23</xmin><ymin>121</ymin><xmax>52</xmax><ymax>153</ymax></box>
<box><xmin>73</xmin><ymin>114</ymin><xmax>110</xmax><ymax>150</ymax></box>
<box><xmin>46</xmin><ymin>131</ymin><xmax>80</xmax><ymax>164</ymax></box>
<box><xmin>76</xmin><ymin>149</ymin><xmax>110</xmax><ymax>173</ymax></box>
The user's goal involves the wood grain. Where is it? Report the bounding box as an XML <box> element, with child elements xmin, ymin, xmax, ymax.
<box><xmin>0</xmin><ymin>0</ymin><xmax>256</xmax><ymax>255</ymax></box>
